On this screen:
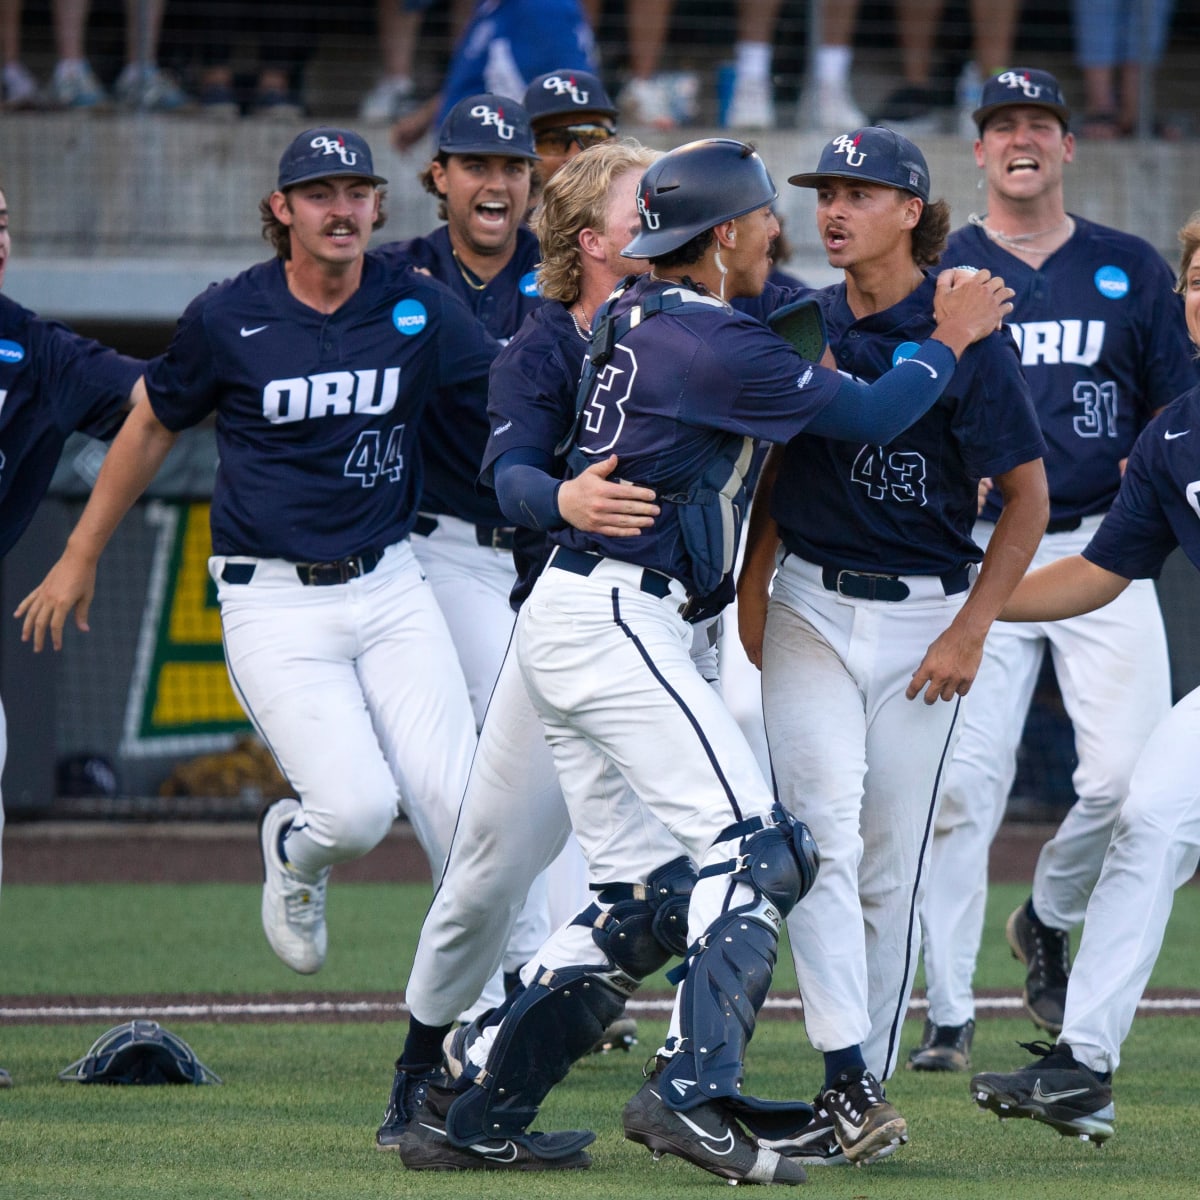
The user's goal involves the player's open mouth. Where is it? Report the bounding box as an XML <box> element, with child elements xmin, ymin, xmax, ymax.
<box><xmin>325</xmin><ymin>223</ymin><xmax>357</xmax><ymax>239</ymax></box>
<box><xmin>1007</xmin><ymin>157</ymin><xmax>1039</xmax><ymax>174</ymax></box>
<box><xmin>476</xmin><ymin>202</ymin><xmax>509</xmax><ymax>226</ymax></box>
<box><xmin>824</xmin><ymin>227</ymin><xmax>849</xmax><ymax>249</ymax></box>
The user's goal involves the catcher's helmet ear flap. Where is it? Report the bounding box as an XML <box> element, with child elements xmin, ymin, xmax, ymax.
<box><xmin>58</xmin><ymin>1020</ymin><xmax>222</xmax><ymax>1085</ymax></box>
<box><xmin>622</xmin><ymin>138</ymin><xmax>777</xmax><ymax>259</ymax></box>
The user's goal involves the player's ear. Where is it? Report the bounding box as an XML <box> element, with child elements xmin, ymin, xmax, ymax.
<box><xmin>715</xmin><ymin>219</ymin><xmax>737</xmax><ymax>248</ymax></box>
<box><xmin>429</xmin><ymin>159</ymin><xmax>449</xmax><ymax>197</ymax></box>
<box><xmin>268</xmin><ymin>190</ymin><xmax>293</xmax><ymax>226</ymax></box>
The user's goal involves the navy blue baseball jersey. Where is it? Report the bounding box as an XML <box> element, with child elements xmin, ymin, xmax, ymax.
<box><xmin>770</xmin><ymin>275</ymin><xmax>1045</xmax><ymax>576</ymax></box>
<box><xmin>379</xmin><ymin>226</ymin><xmax>541</xmax><ymax>526</ymax></box>
<box><xmin>144</xmin><ymin>254</ymin><xmax>497</xmax><ymax>563</ymax></box>
<box><xmin>1084</xmin><ymin>383</ymin><xmax>1200</xmax><ymax>578</ymax></box>
<box><xmin>537</xmin><ymin>276</ymin><xmax>852</xmax><ymax>595</ymax></box>
<box><xmin>944</xmin><ymin>218</ymin><xmax>1198</xmax><ymax>523</ymax></box>
<box><xmin>0</xmin><ymin>294</ymin><xmax>141</xmax><ymax>558</ymax></box>
<box><xmin>483</xmin><ymin>299</ymin><xmax>586</xmax><ymax>605</ymax></box>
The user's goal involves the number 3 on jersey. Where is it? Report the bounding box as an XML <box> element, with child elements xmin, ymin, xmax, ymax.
<box><xmin>851</xmin><ymin>445</ymin><xmax>928</xmax><ymax>505</ymax></box>
<box><xmin>345</xmin><ymin>424</ymin><xmax>405</xmax><ymax>487</ymax></box>
<box><xmin>582</xmin><ymin>346</ymin><xmax>635</xmax><ymax>454</ymax></box>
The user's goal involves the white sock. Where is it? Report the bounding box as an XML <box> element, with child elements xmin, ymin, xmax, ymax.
<box><xmin>817</xmin><ymin>45</ymin><xmax>852</xmax><ymax>87</ymax></box>
<box><xmin>735</xmin><ymin>41</ymin><xmax>771</xmax><ymax>82</ymax></box>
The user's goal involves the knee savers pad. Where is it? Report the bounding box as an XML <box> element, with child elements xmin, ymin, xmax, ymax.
<box><xmin>743</xmin><ymin>816</ymin><xmax>820</xmax><ymax>919</ymax></box>
<box><xmin>445</xmin><ymin>965</ymin><xmax>629</xmax><ymax>1144</ymax></box>
<box><xmin>592</xmin><ymin>855</ymin><xmax>696</xmax><ymax>977</ymax></box>
<box><xmin>659</xmin><ymin>905</ymin><xmax>780</xmax><ymax>1111</ymax></box>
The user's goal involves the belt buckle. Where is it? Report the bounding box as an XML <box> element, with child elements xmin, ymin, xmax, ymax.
<box><xmin>491</xmin><ymin>527</ymin><xmax>513</xmax><ymax>551</ymax></box>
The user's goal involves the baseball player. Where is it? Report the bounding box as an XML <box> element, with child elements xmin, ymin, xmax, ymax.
<box><xmin>911</xmin><ymin>68</ymin><xmax>1198</xmax><ymax>1071</ymax></box>
<box><xmin>523</xmin><ymin>68</ymin><xmax>618</xmax><ymax>183</ymax></box>
<box><xmin>376</xmin><ymin>138</ymin><xmax>665</xmax><ymax>1151</ymax></box>
<box><xmin>737</xmin><ymin>127</ymin><xmax>1047</xmax><ymax>1165</ymax></box>
<box><xmin>0</xmin><ymin>186</ymin><xmax>143</xmax><ymax>1089</ymax></box>
<box><xmin>971</xmin><ymin>210</ymin><xmax>1200</xmax><ymax>1146</ymax></box>
<box><xmin>392</xmin><ymin>139</ymin><xmax>1013</xmax><ymax>1182</ymax></box>
<box><xmin>17</xmin><ymin>128</ymin><xmax>486</xmax><ymax>979</ymax></box>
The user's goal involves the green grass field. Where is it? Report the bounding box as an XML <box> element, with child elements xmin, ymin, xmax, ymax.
<box><xmin>1</xmin><ymin>879</ymin><xmax>1198</xmax><ymax>1198</ymax></box>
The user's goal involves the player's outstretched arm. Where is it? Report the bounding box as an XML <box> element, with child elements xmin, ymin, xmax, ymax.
<box><xmin>906</xmin><ymin>457</ymin><xmax>1048</xmax><ymax>705</ymax></box>
<box><xmin>929</xmin><ymin>268</ymin><xmax>1014</xmax><ymax>357</ymax></box>
<box><xmin>15</xmin><ymin>379</ymin><xmax>178</xmax><ymax>652</ymax></box>
<box><xmin>1001</xmin><ymin>555</ymin><xmax>1130</xmax><ymax>622</ymax></box>
<box><xmin>736</xmin><ymin>445</ymin><xmax>784</xmax><ymax>670</ymax></box>
<box><xmin>556</xmin><ymin>454</ymin><xmax>660</xmax><ymax>537</ymax></box>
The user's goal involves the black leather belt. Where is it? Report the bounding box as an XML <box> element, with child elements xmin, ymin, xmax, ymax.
<box><xmin>1045</xmin><ymin>515</ymin><xmax>1083</xmax><ymax>534</ymax></box>
<box><xmin>412</xmin><ymin>514</ymin><xmax>516</xmax><ymax>552</ymax></box>
<box><xmin>821</xmin><ymin>564</ymin><xmax>972</xmax><ymax>602</ymax></box>
<box><xmin>220</xmin><ymin>551</ymin><xmax>384</xmax><ymax>587</ymax></box>
<box><xmin>550</xmin><ymin>546</ymin><xmax>674</xmax><ymax>599</ymax></box>
<box><xmin>295</xmin><ymin>550</ymin><xmax>382</xmax><ymax>586</ymax></box>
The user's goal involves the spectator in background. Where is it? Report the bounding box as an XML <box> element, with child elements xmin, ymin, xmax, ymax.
<box><xmin>1072</xmin><ymin>0</ymin><xmax>1178</xmax><ymax>138</ymax></box>
<box><xmin>360</xmin><ymin>0</ymin><xmax>432</xmax><ymax>123</ymax></box>
<box><xmin>391</xmin><ymin>0</ymin><xmax>596</xmax><ymax>151</ymax></box>
<box><xmin>1</xmin><ymin>0</ymin><xmax>37</xmax><ymax>107</ymax></box>
<box><xmin>185</xmin><ymin>1</ymin><xmax>320</xmax><ymax>118</ymax></box>
<box><xmin>870</xmin><ymin>0</ymin><xmax>1022</xmax><ymax>134</ymax></box>
<box><xmin>798</xmin><ymin>0</ymin><xmax>868</xmax><ymax>133</ymax></box>
<box><xmin>615</xmin><ymin>0</ymin><xmax>783</xmax><ymax>130</ymax></box>
<box><xmin>47</xmin><ymin>0</ymin><xmax>189</xmax><ymax>110</ymax></box>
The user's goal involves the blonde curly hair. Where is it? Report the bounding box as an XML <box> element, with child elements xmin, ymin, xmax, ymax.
<box><xmin>532</xmin><ymin>139</ymin><xmax>659</xmax><ymax>305</ymax></box>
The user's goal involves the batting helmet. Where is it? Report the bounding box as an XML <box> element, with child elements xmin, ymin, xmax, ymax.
<box><xmin>58</xmin><ymin>1020</ymin><xmax>222</xmax><ymax>1085</ymax></box>
<box><xmin>622</xmin><ymin>138</ymin><xmax>777</xmax><ymax>259</ymax></box>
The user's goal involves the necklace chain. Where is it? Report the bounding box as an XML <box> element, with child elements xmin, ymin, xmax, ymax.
<box><xmin>570</xmin><ymin>303</ymin><xmax>590</xmax><ymax>340</ymax></box>
<box><xmin>451</xmin><ymin>248</ymin><xmax>488</xmax><ymax>292</ymax></box>
<box><xmin>969</xmin><ymin>212</ymin><xmax>1074</xmax><ymax>255</ymax></box>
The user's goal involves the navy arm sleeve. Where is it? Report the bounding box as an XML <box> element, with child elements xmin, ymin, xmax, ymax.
<box><xmin>804</xmin><ymin>340</ymin><xmax>959</xmax><ymax>442</ymax></box>
<box><xmin>492</xmin><ymin>446</ymin><xmax>562</xmax><ymax>531</ymax></box>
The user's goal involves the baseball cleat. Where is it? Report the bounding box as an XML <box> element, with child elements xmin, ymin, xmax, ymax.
<box><xmin>906</xmin><ymin>1017</ymin><xmax>975</xmax><ymax>1072</ymax></box>
<box><xmin>755</xmin><ymin>1095</ymin><xmax>850</xmax><ymax>1166</ymax></box>
<box><xmin>0</xmin><ymin>1067</ymin><xmax>11</xmax><ymax>1088</ymax></box>
<box><xmin>819</xmin><ymin>1067</ymin><xmax>908</xmax><ymax>1165</ymax></box>
<box><xmin>1006</xmin><ymin>903</ymin><xmax>1070</xmax><ymax>1035</ymax></box>
<box><xmin>397</xmin><ymin>1084</ymin><xmax>594</xmax><ymax>1171</ymax></box>
<box><xmin>622</xmin><ymin>1059</ymin><xmax>806</xmax><ymax>1185</ymax></box>
<box><xmin>970</xmin><ymin>1040</ymin><xmax>1114</xmax><ymax>1144</ymax></box>
<box><xmin>376</xmin><ymin>1061</ymin><xmax>438</xmax><ymax>1150</ymax></box>
<box><xmin>258</xmin><ymin>798</ymin><xmax>330</xmax><ymax>974</ymax></box>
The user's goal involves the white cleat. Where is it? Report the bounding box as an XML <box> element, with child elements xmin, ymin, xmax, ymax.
<box><xmin>259</xmin><ymin>798</ymin><xmax>330</xmax><ymax>974</ymax></box>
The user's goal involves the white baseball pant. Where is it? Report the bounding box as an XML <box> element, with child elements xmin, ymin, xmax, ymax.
<box><xmin>212</xmin><ymin>540</ymin><xmax>476</xmax><ymax>880</ymax></box>
<box><xmin>921</xmin><ymin>518</ymin><xmax>1171</xmax><ymax>1027</ymax></box>
<box><xmin>762</xmin><ymin>553</ymin><xmax>966</xmax><ymax>1081</ymax></box>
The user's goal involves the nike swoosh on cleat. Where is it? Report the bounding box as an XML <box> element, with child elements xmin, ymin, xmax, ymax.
<box><xmin>240</xmin><ymin>325</ymin><xmax>269</xmax><ymax>337</ymax></box>
<box><xmin>1031</xmin><ymin>1080</ymin><xmax>1092</xmax><ymax>1103</ymax></box>
<box><xmin>675</xmin><ymin>1110</ymin><xmax>737</xmax><ymax>1157</ymax></box>
<box><xmin>469</xmin><ymin>1140</ymin><xmax>520</xmax><ymax>1162</ymax></box>
<box><xmin>1164</xmin><ymin>429</ymin><xmax>1190</xmax><ymax>440</ymax></box>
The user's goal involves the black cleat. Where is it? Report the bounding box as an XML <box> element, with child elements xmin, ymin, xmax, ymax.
<box><xmin>591</xmin><ymin>1016</ymin><xmax>638</xmax><ymax>1055</ymax></box>
<box><xmin>971</xmin><ymin>1041</ymin><xmax>1114</xmax><ymax>1144</ymax></box>
<box><xmin>755</xmin><ymin>1095</ymin><xmax>850</xmax><ymax>1165</ymax></box>
<box><xmin>622</xmin><ymin>1059</ymin><xmax>806</xmax><ymax>1185</ymax></box>
<box><xmin>397</xmin><ymin>1083</ymin><xmax>594</xmax><ymax>1171</ymax></box>
<box><xmin>1006</xmin><ymin>904</ymin><xmax>1071</xmax><ymax>1034</ymax></box>
<box><xmin>907</xmin><ymin>1018</ymin><xmax>975</xmax><ymax>1072</ymax></box>
<box><xmin>376</xmin><ymin>1062</ymin><xmax>437</xmax><ymax>1150</ymax></box>
<box><xmin>819</xmin><ymin>1067</ymin><xmax>908</xmax><ymax>1165</ymax></box>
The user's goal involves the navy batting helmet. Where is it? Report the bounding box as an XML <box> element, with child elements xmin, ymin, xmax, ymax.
<box><xmin>622</xmin><ymin>138</ymin><xmax>777</xmax><ymax>259</ymax></box>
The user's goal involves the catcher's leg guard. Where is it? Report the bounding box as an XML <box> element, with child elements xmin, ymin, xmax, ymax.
<box><xmin>445</xmin><ymin>964</ymin><xmax>630</xmax><ymax>1145</ymax></box>
<box><xmin>444</xmin><ymin>858</ymin><xmax>697</xmax><ymax>1147</ymax></box>
<box><xmin>660</xmin><ymin>815</ymin><xmax>820</xmax><ymax>1113</ymax></box>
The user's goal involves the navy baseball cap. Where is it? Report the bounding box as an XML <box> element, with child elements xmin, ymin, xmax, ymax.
<box><xmin>277</xmin><ymin>127</ymin><xmax>387</xmax><ymax>190</ymax></box>
<box><xmin>972</xmin><ymin>67</ymin><xmax>1071</xmax><ymax>131</ymax></box>
<box><xmin>523</xmin><ymin>70</ymin><xmax>618</xmax><ymax>121</ymax></box>
<box><xmin>436</xmin><ymin>94</ymin><xmax>540</xmax><ymax>160</ymax></box>
<box><xmin>788</xmin><ymin>127</ymin><xmax>930</xmax><ymax>202</ymax></box>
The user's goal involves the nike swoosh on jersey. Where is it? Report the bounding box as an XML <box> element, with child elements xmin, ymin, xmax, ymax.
<box><xmin>905</xmin><ymin>359</ymin><xmax>939</xmax><ymax>380</ymax></box>
<box><xmin>240</xmin><ymin>325</ymin><xmax>269</xmax><ymax>337</ymax></box>
<box><xmin>1030</xmin><ymin>1080</ymin><xmax>1093</xmax><ymax>1103</ymax></box>
<box><xmin>493</xmin><ymin>420</ymin><xmax>513</xmax><ymax>436</ymax></box>
<box><xmin>1164</xmin><ymin>429</ymin><xmax>1190</xmax><ymax>440</ymax></box>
